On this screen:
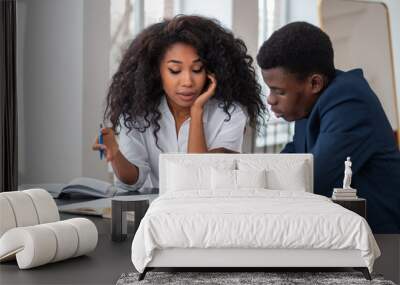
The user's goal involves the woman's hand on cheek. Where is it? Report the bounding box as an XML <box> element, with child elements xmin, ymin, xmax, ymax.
<box><xmin>191</xmin><ymin>73</ymin><xmax>217</xmax><ymax>113</ymax></box>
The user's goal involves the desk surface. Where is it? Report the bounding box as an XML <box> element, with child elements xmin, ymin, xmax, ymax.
<box><xmin>0</xmin><ymin>214</ymin><xmax>134</xmax><ymax>285</ymax></box>
<box><xmin>55</xmin><ymin>187</ymin><xmax>159</xmax><ymax>206</ymax></box>
<box><xmin>55</xmin><ymin>188</ymin><xmax>159</xmax><ymax>216</ymax></box>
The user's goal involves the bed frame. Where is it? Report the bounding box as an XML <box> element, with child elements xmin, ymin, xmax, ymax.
<box><xmin>139</xmin><ymin>248</ymin><xmax>371</xmax><ymax>280</ymax></box>
<box><xmin>138</xmin><ymin>154</ymin><xmax>371</xmax><ymax>280</ymax></box>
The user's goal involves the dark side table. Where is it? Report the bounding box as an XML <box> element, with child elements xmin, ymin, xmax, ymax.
<box><xmin>111</xmin><ymin>188</ymin><xmax>158</xmax><ymax>241</ymax></box>
<box><xmin>331</xmin><ymin>198</ymin><xmax>366</xmax><ymax>218</ymax></box>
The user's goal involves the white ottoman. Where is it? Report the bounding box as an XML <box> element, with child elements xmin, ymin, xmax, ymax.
<box><xmin>0</xmin><ymin>189</ymin><xmax>98</xmax><ymax>269</ymax></box>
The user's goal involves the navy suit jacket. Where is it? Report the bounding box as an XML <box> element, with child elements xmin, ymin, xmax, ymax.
<box><xmin>282</xmin><ymin>69</ymin><xmax>400</xmax><ymax>233</ymax></box>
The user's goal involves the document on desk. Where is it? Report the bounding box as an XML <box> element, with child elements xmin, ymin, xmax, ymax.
<box><xmin>58</xmin><ymin>198</ymin><xmax>112</xmax><ymax>217</ymax></box>
<box><xmin>19</xmin><ymin>177</ymin><xmax>117</xmax><ymax>198</ymax></box>
<box><xmin>57</xmin><ymin>194</ymin><xmax>158</xmax><ymax>218</ymax></box>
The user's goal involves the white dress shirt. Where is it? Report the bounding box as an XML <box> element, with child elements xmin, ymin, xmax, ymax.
<box><xmin>115</xmin><ymin>96</ymin><xmax>247</xmax><ymax>190</ymax></box>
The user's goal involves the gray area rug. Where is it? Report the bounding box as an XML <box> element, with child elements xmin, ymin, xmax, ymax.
<box><xmin>116</xmin><ymin>271</ymin><xmax>396</xmax><ymax>285</ymax></box>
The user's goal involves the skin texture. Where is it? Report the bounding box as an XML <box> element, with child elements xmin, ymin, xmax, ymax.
<box><xmin>92</xmin><ymin>43</ymin><xmax>229</xmax><ymax>185</ymax></box>
<box><xmin>105</xmin><ymin>16</ymin><xmax>265</xmax><ymax>144</ymax></box>
<box><xmin>93</xmin><ymin>15</ymin><xmax>268</xmax><ymax>187</ymax></box>
<box><xmin>160</xmin><ymin>43</ymin><xmax>208</xmax><ymax>112</ymax></box>
<box><xmin>261</xmin><ymin>67</ymin><xmax>326</xmax><ymax>122</ymax></box>
<box><xmin>93</xmin><ymin>127</ymin><xmax>138</xmax><ymax>185</ymax></box>
<box><xmin>159</xmin><ymin>43</ymin><xmax>219</xmax><ymax>153</ymax></box>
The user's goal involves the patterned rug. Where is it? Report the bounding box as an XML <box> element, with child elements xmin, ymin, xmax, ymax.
<box><xmin>116</xmin><ymin>271</ymin><xmax>396</xmax><ymax>285</ymax></box>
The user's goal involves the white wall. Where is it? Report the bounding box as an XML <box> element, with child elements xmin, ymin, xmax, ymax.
<box><xmin>287</xmin><ymin>0</ymin><xmax>318</xmax><ymax>25</ymax></box>
<box><xmin>17</xmin><ymin>0</ymin><xmax>110</xmax><ymax>184</ymax></box>
<box><xmin>377</xmin><ymin>0</ymin><xmax>400</xmax><ymax>132</ymax></box>
<box><xmin>320</xmin><ymin>0</ymin><xmax>398</xmax><ymax>129</ymax></box>
<box><xmin>16</xmin><ymin>0</ymin><xmax>238</xmax><ymax>185</ymax></box>
<box><xmin>232</xmin><ymin>0</ymin><xmax>258</xmax><ymax>58</ymax></box>
<box><xmin>17</xmin><ymin>0</ymin><xmax>83</xmax><ymax>184</ymax></box>
<box><xmin>82</xmin><ymin>0</ymin><xmax>111</xmax><ymax>180</ymax></box>
<box><xmin>17</xmin><ymin>0</ymin><xmax>399</xmax><ymax>185</ymax></box>
<box><xmin>180</xmin><ymin>0</ymin><xmax>232</xmax><ymax>28</ymax></box>
<box><xmin>231</xmin><ymin>0</ymin><xmax>259</xmax><ymax>153</ymax></box>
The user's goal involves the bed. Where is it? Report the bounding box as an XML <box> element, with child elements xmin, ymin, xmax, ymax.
<box><xmin>131</xmin><ymin>154</ymin><xmax>380</xmax><ymax>280</ymax></box>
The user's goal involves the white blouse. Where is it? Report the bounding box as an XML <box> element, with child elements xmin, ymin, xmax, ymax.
<box><xmin>115</xmin><ymin>96</ymin><xmax>247</xmax><ymax>190</ymax></box>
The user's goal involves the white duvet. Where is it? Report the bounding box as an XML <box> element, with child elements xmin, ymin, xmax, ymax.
<box><xmin>131</xmin><ymin>190</ymin><xmax>380</xmax><ymax>273</ymax></box>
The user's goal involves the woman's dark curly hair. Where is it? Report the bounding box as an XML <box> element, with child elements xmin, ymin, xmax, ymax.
<box><xmin>104</xmin><ymin>15</ymin><xmax>266</xmax><ymax>144</ymax></box>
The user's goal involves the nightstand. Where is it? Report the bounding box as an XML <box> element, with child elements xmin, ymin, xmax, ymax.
<box><xmin>331</xmin><ymin>198</ymin><xmax>366</xmax><ymax>218</ymax></box>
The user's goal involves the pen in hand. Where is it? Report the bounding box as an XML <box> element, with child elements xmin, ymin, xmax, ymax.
<box><xmin>99</xmin><ymin>124</ymin><xmax>104</xmax><ymax>160</ymax></box>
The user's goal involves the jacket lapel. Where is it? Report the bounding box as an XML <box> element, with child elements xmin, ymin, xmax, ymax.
<box><xmin>295</xmin><ymin>119</ymin><xmax>308</xmax><ymax>153</ymax></box>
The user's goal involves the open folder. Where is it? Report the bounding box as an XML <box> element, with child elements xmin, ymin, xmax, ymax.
<box><xmin>19</xmin><ymin>177</ymin><xmax>117</xmax><ymax>199</ymax></box>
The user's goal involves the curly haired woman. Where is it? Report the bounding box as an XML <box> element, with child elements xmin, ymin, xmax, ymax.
<box><xmin>92</xmin><ymin>15</ymin><xmax>266</xmax><ymax>190</ymax></box>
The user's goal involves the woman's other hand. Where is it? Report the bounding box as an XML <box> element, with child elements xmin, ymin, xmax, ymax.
<box><xmin>92</xmin><ymin>128</ymin><xmax>120</xmax><ymax>162</ymax></box>
<box><xmin>191</xmin><ymin>73</ymin><xmax>217</xmax><ymax>111</ymax></box>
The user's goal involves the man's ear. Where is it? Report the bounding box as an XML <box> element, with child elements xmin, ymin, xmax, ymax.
<box><xmin>309</xmin><ymin>74</ymin><xmax>326</xmax><ymax>94</ymax></box>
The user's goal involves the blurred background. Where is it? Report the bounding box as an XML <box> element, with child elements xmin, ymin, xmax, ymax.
<box><xmin>8</xmin><ymin>0</ymin><xmax>399</xmax><ymax>186</ymax></box>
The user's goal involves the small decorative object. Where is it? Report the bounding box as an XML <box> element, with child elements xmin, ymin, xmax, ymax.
<box><xmin>332</xmin><ymin>157</ymin><xmax>358</xmax><ymax>200</ymax></box>
<box><xmin>342</xmin><ymin>157</ymin><xmax>353</xmax><ymax>189</ymax></box>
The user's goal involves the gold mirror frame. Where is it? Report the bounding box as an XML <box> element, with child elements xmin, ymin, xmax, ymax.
<box><xmin>318</xmin><ymin>0</ymin><xmax>400</xmax><ymax>146</ymax></box>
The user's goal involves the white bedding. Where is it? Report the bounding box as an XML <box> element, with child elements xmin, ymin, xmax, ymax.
<box><xmin>131</xmin><ymin>190</ymin><xmax>380</xmax><ymax>273</ymax></box>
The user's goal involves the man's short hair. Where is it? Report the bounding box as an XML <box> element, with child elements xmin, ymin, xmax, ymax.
<box><xmin>257</xmin><ymin>22</ymin><xmax>335</xmax><ymax>81</ymax></box>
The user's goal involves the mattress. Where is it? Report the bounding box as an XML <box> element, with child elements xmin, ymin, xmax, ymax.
<box><xmin>131</xmin><ymin>190</ymin><xmax>380</xmax><ymax>273</ymax></box>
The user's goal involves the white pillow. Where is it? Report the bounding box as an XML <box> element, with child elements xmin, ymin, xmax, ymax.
<box><xmin>237</xmin><ymin>159</ymin><xmax>309</xmax><ymax>191</ymax></box>
<box><xmin>211</xmin><ymin>168</ymin><xmax>236</xmax><ymax>190</ymax></box>
<box><xmin>266</xmin><ymin>163</ymin><xmax>307</xmax><ymax>191</ymax></box>
<box><xmin>236</xmin><ymin>169</ymin><xmax>267</xmax><ymax>189</ymax></box>
<box><xmin>167</xmin><ymin>162</ymin><xmax>210</xmax><ymax>191</ymax></box>
<box><xmin>166</xmin><ymin>159</ymin><xmax>235</xmax><ymax>192</ymax></box>
<box><xmin>211</xmin><ymin>168</ymin><xmax>267</xmax><ymax>190</ymax></box>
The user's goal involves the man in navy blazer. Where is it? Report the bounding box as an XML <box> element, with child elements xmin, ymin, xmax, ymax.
<box><xmin>257</xmin><ymin>22</ymin><xmax>400</xmax><ymax>234</ymax></box>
